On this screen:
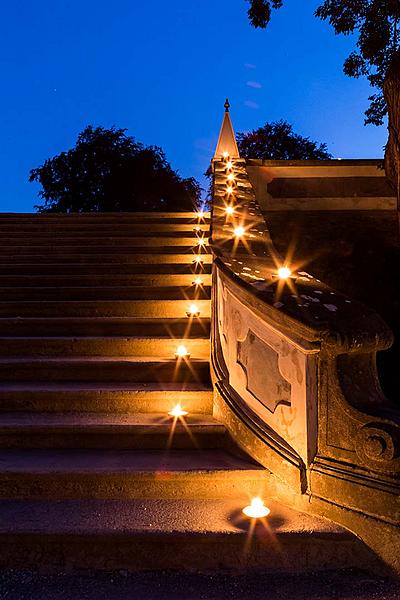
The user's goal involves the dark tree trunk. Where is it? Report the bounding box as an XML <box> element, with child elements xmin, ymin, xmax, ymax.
<box><xmin>384</xmin><ymin>49</ymin><xmax>400</xmax><ymax>200</ymax></box>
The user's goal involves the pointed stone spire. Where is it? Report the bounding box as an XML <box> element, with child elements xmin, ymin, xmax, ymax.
<box><xmin>214</xmin><ymin>98</ymin><xmax>240</xmax><ymax>159</ymax></box>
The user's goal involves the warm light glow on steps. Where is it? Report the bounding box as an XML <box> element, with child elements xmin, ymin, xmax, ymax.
<box><xmin>175</xmin><ymin>345</ymin><xmax>190</xmax><ymax>359</ymax></box>
<box><xmin>186</xmin><ymin>304</ymin><xmax>200</xmax><ymax>317</ymax></box>
<box><xmin>168</xmin><ymin>403</ymin><xmax>188</xmax><ymax>418</ymax></box>
<box><xmin>243</xmin><ymin>497</ymin><xmax>270</xmax><ymax>519</ymax></box>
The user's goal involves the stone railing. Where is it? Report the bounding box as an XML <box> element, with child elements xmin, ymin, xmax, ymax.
<box><xmin>210</xmin><ymin>155</ymin><xmax>400</xmax><ymax>572</ymax></box>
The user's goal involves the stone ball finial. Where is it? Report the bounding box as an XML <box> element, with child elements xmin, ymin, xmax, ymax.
<box><xmin>224</xmin><ymin>98</ymin><xmax>230</xmax><ymax>112</ymax></box>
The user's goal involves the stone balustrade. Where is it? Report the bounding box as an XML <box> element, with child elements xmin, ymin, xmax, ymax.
<box><xmin>210</xmin><ymin>154</ymin><xmax>400</xmax><ymax>573</ymax></box>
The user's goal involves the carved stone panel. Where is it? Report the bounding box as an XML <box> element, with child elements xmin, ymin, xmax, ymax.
<box><xmin>237</xmin><ymin>330</ymin><xmax>291</xmax><ymax>413</ymax></box>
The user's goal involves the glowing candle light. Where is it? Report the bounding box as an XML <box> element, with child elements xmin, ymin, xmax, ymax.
<box><xmin>193</xmin><ymin>277</ymin><xmax>203</xmax><ymax>286</ymax></box>
<box><xmin>193</xmin><ymin>256</ymin><xmax>203</xmax><ymax>265</ymax></box>
<box><xmin>278</xmin><ymin>266</ymin><xmax>292</xmax><ymax>280</ymax></box>
<box><xmin>197</xmin><ymin>237</ymin><xmax>206</xmax><ymax>246</ymax></box>
<box><xmin>186</xmin><ymin>303</ymin><xmax>200</xmax><ymax>317</ymax></box>
<box><xmin>226</xmin><ymin>186</ymin><xmax>234</xmax><ymax>195</ymax></box>
<box><xmin>197</xmin><ymin>210</ymin><xmax>205</xmax><ymax>219</ymax></box>
<box><xmin>243</xmin><ymin>497</ymin><xmax>271</xmax><ymax>519</ymax></box>
<box><xmin>234</xmin><ymin>226</ymin><xmax>245</xmax><ymax>237</ymax></box>
<box><xmin>175</xmin><ymin>345</ymin><xmax>190</xmax><ymax>359</ymax></box>
<box><xmin>168</xmin><ymin>403</ymin><xmax>188</xmax><ymax>418</ymax></box>
<box><xmin>225</xmin><ymin>206</ymin><xmax>235</xmax><ymax>215</ymax></box>
<box><xmin>226</xmin><ymin>161</ymin><xmax>233</xmax><ymax>170</ymax></box>
<box><xmin>227</xmin><ymin>174</ymin><xmax>235</xmax><ymax>182</ymax></box>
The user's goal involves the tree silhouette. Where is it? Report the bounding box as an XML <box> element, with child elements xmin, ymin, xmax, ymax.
<box><xmin>30</xmin><ymin>126</ymin><xmax>201</xmax><ymax>213</ymax></box>
<box><xmin>237</xmin><ymin>120</ymin><xmax>332</xmax><ymax>160</ymax></box>
<box><xmin>246</xmin><ymin>1</ymin><xmax>400</xmax><ymax>189</ymax></box>
<box><xmin>247</xmin><ymin>1</ymin><xmax>399</xmax><ymax>126</ymax></box>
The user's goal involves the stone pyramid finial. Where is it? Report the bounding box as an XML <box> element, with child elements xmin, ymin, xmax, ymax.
<box><xmin>214</xmin><ymin>99</ymin><xmax>240</xmax><ymax>159</ymax></box>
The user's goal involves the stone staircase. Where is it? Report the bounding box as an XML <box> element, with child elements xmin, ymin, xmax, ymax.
<box><xmin>0</xmin><ymin>212</ymin><xmax>371</xmax><ymax>573</ymax></box>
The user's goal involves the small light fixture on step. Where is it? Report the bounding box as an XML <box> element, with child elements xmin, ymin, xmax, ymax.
<box><xmin>227</xmin><ymin>173</ymin><xmax>235</xmax><ymax>182</ymax></box>
<box><xmin>193</xmin><ymin>256</ymin><xmax>204</xmax><ymax>266</ymax></box>
<box><xmin>193</xmin><ymin>276</ymin><xmax>203</xmax><ymax>286</ymax></box>
<box><xmin>168</xmin><ymin>403</ymin><xmax>188</xmax><ymax>418</ymax></box>
<box><xmin>175</xmin><ymin>345</ymin><xmax>190</xmax><ymax>359</ymax></box>
<box><xmin>197</xmin><ymin>237</ymin><xmax>206</xmax><ymax>247</ymax></box>
<box><xmin>225</xmin><ymin>205</ymin><xmax>235</xmax><ymax>216</ymax></box>
<box><xmin>226</xmin><ymin>161</ymin><xmax>233</xmax><ymax>170</ymax></box>
<box><xmin>226</xmin><ymin>186</ymin><xmax>234</xmax><ymax>195</ymax></box>
<box><xmin>222</xmin><ymin>151</ymin><xmax>229</xmax><ymax>159</ymax></box>
<box><xmin>186</xmin><ymin>303</ymin><xmax>200</xmax><ymax>318</ymax></box>
<box><xmin>243</xmin><ymin>497</ymin><xmax>270</xmax><ymax>519</ymax></box>
<box><xmin>197</xmin><ymin>210</ymin><xmax>205</xmax><ymax>219</ymax></box>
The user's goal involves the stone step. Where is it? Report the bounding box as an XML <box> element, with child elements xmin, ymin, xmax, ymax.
<box><xmin>0</xmin><ymin>299</ymin><xmax>211</xmax><ymax>318</ymax></box>
<box><xmin>0</xmin><ymin>448</ymin><xmax>266</xmax><ymax>500</ymax></box>
<box><xmin>0</xmin><ymin>285</ymin><xmax>211</xmax><ymax>301</ymax></box>
<box><xmin>0</xmin><ymin>413</ymin><xmax>225</xmax><ymax>450</ymax></box>
<box><xmin>0</xmin><ymin>249</ymin><xmax>211</xmax><ymax>262</ymax></box>
<box><xmin>0</xmin><ymin>357</ymin><xmax>211</xmax><ymax>383</ymax></box>
<box><xmin>0</xmin><ymin>317</ymin><xmax>211</xmax><ymax>337</ymax></box>
<box><xmin>0</xmin><ymin>273</ymin><xmax>212</xmax><ymax>287</ymax></box>
<box><xmin>0</xmin><ymin>254</ymin><xmax>213</xmax><ymax>266</ymax></box>
<box><xmin>0</xmin><ymin>264</ymin><xmax>212</xmax><ymax>278</ymax></box>
<box><xmin>0</xmin><ymin>245</ymin><xmax>210</xmax><ymax>258</ymax></box>
<box><xmin>0</xmin><ymin>223</ymin><xmax>210</xmax><ymax>234</ymax></box>
<box><xmin>0</xmin><ymin>498</ymin><xmax>368</xmax><ymax>573</ymax></box>
<box><xmin>0</xmin><ymin>337</ymin><xmax>210</xmax><ymax>358</ymax></box>
<box><xmin>0</xmin><ymin>212</ymin><xmax>210</xmax><ymax>222</ymax></box>
<box><xmin>0</xmin><ymin>237</ymin><xmax>209</xmax><ymax>250</ymax></box>
<box><xmin>0</xmin><ymin>383</ymin><xmax>213</xmax><ymax>413</ymax></box>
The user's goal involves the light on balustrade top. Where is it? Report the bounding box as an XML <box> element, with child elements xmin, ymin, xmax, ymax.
<box><xmin>226</xmin><ymin>186</ymin><xmax>234</xmax><ymax>195</ymax></box>
<box><xmin>225</xmin><ymin>205</ymin><xmax>235</xmax><ymax>215</ymax></box>
<box><xmin>278</xmin><ymin>266</ymin><xmax>292</xmax><ymax>280</ymax></box>
<box><xmin>193</xmin><ymin>276</ymin><xmax>204</xmax><ymax>286</ymax></box>
<box><xmin>197</xmin><ymin>237</ymin><xmax>206</xmax><ymax>247</ymax></box>
<box><xmin>196</xmin><ymin>210</ymin><xmax>205</xmax><ymax>219</ymax></box>
<box><xmin>227</xmin><ymin>174</ymin><xmax>235</xmax><ymax>182</ymax></box>
<box><xmin>234</xmin><ymin>226</ymin><xmax>245</xmax><ymax>238</ymax></box>
<box><xmin>226</xmin><ymin>161</ymin><xmax>233</xmax><ymax>170</ymax></box>
<box><xmin>193</xmin><ymin>256</ymin><xmax>203</xmax><ymax>265</ymax></box>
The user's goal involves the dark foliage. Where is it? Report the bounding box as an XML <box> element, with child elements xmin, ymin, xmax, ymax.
<box><xmin>247</xmin><ymin>0</ymin><xmax>400</xmax><ymax>125</ymax></box>
<box><xmin>30</xmin><ymin>126</ymin><xmax>201</xmax><ymax>213</ymax></box>
<box><xmin>237</xmin><ymin>120</ymin><xmax>332</xmax><ymax>160</ymax></box>
<box><xmin>247</xmin><ymin>0</ymin><xmax>283</xmax><ymax>28</ymax></box>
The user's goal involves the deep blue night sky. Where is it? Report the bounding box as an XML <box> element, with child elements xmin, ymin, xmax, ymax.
<box><xmin>0</xmin><ymin>0</ymin><xmax>388</xmax><ymax>211</ymax></box>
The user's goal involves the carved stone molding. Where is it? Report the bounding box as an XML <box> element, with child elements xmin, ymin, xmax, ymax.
<box><xmin>237</xmin><ymin>330</ymin><xmax>291</xmax><ymax>413</ymax></box>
